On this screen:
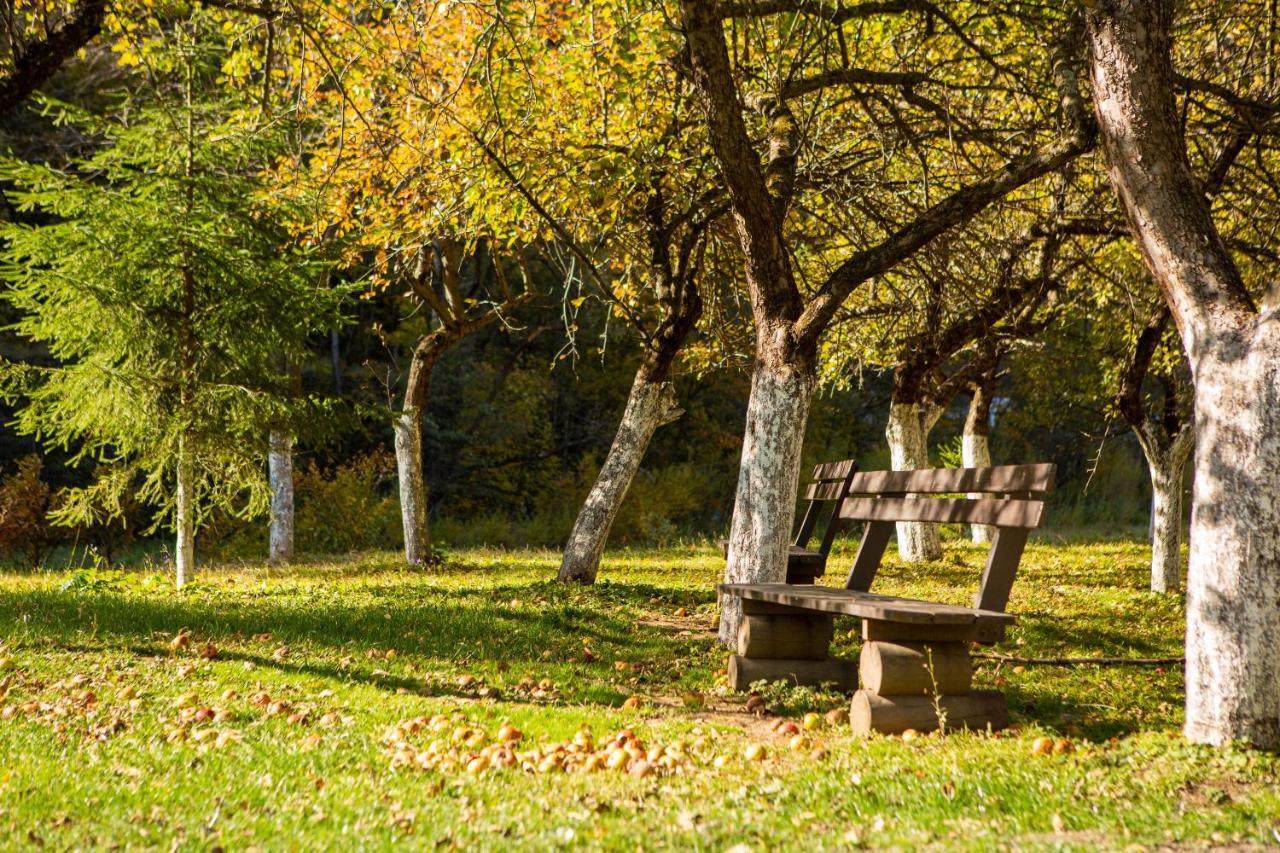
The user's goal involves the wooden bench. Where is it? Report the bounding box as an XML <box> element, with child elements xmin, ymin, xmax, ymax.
<box><xmin>720</xmin><ymin>459</ymin><xmax>857</xmax><ymax>585</ymax></box>
<box><xmin>721</xmin><ymin>462</ymin><xmax>1055</xmax><ymax>736</ymax></box>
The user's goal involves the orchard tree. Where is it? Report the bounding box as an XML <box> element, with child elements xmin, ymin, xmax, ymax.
<box><xmin>1084</xmin><ymin>0</ymin><xmax>1280</xmax><ymax>747</ymax></box>
<box><xmin>0</xmin><ymin>18</ymin><xmax>343</xmax><ymax>587</ymax></box>
<box><xmin>868</xmin><ymin>211</ymin><xmax>1076</xmax><ymax>560</ymax></box>
<box><xmin>468</xmin><ymin>1</ymin><xmax>724</xmax><ymax>584</ymax></box>
<box><xmin>1114</xmin><ymin>302</ymin><xmax>1193</xmax><ymax>593</ymax></box>
<box><xmin>291</xmin><ymin>1</ymin><xmax>541</xmax><ymax>564</ymax></box>
<box><xmin>677</xmin><ymin>0</ymin><xmax>1096</xmax><ymax>641</ymax></box>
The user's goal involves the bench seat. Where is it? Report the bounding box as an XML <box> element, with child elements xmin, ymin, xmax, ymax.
<box><xmin>720</xmin><ymin>583</ymin><xmax>1015</xmax><ymax>626</ymax></box>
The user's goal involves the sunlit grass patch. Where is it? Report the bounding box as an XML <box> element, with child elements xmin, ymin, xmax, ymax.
<box><xmin>0</xmin><ymin>541</ymin><xmax>1276</xmax><ymax>849</ymax></box>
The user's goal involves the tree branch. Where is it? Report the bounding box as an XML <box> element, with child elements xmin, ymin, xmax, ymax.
<box><xmin>0</xmin><ymin>0</ymin><xmax>107</xmax><ymax>116</ymax></box>
<box><xmin>794</xmin><ymin>20</ymin><xmax>1096</xmax><ymax>347</ymax></box>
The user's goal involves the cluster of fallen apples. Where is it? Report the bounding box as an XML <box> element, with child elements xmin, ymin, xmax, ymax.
<box><xmin>382</xmin><ymin>710</ymin><xmax>843</xmax><ymax>779</ymax></box>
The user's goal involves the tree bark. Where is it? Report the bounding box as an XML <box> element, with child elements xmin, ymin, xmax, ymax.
<box><xmin>175</xmin><ymin>437</ymin><xmax>195</xmax><ymax>589</ymax></box>
<box><xmin>885</xmin><ymin>401</ymin><xmax>944</xmax><ymax>561</ymax></box>
<box><xmin>557</xmin><ymin>373</ymin><xmax>683</xmax><ymax>583</ymax></box>
<box><xmin>268</xmin><ymin>430</ymin><xmax>294</xmax><ymax>565</ymax></box>
<box><xmin>963</xmin><ymin>378</ymin><xmax>996</xmax><ymax>544</ymax></box>
<box><xmin>1086</xmin><ymin>0</ymin><xmax>1280</xmax><ymax>748</ymax></box>
<box><xmin>395</xmin><ymin>346</ymin><xmax>434</xmax><ymax>565</ymax></box>
<box><xmin>719</xmin><ymin>356</ymin><xmax>816</xmax><ymax>646</ymax></box>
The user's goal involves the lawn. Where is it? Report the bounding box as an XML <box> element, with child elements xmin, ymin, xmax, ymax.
<box><xmin>0</xmin><ymin>539</ymin><xmax>1276</xmax><ymax>850</ymax></box>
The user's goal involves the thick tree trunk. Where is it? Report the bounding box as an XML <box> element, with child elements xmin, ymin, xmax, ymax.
<box><xmin>558</xmin><ymin>373</ymin><xmax>683</xmax><ymax>584</ymax></box>
<box><xmin>719</xmin><ymin>358</ymin><xmax>816</xmax><ymax>646</ymax></box>
<box><xmin>268</xmin><ymin>430</ymin><xmax>294</xmax><ymax>565</ymax></box>
<box><xmin>1086</xmin><ymin>0</ymin><xmax>1280</xmax><ymax>747</ymax></box>
<box><xmin>1183</xmin><ymin>352</ymin><xmax>1280</xmax><ymax>745</ymax></box>
<box><xmin>962</xmin><ymin>384</ymin><xmax>995</xmax><ymax>544</ymax></box>
<box><xmin>175</xmin><ymin>437</ymin><xmax>195</xmax><ymax>589</ymax></box>
<box><xmin>885</xmin><ymin>402</ymin><xmax>943</xmax><ymax>561</ymax></box>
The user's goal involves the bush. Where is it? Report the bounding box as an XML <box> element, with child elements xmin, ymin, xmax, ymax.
<box><xmin>0</xmin><ymin>455</ymin><xmax>59</xmax><ymax>566</ymax></box>
<box><xmin>294</xmin><ymin>450</ymin><xmax>403</xmax><ymax>554</ymax></box>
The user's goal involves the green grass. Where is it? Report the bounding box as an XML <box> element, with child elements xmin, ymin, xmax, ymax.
<box><xmin>0</xmin><ymin>540</ymin><xmax>1276</xmax><ymax>850</ymax></box>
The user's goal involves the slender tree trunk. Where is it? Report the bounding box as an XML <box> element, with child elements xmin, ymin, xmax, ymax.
<box><xmin>268</xmin><ymin>430</ymin><xmax>294</xmax><ymax>565</ymax></box>
<box><xmin>558</xmin><ymin>372</ymin><xmax>683</xmax><ymax>583</ymax></box>
<box><xmin>329</xmin><ymin>329</ymin><xmax>343</xmax><ymax>395</ymax></box>
<box><xmin>1146</xmin><ymin>444</ymin><xmax>1189</xmax><ymax>594</ymax></box>
<box><xmin>885</xmin><ymin>401</ymin><xmax>944</xmax><ymax>561</ymax></box>
<box><xmin>395</xmin><ymin>345</ymin><xmax>435</xmax><ymax>565</ymax></box>
<box><xmin>394</xmin><ymin>411</ymin><xmax>428</xmax><ymax>565</ymax></box>
<box><xmin>963</xmin><ymin>381</ymin><xmax>996</xmax><ymax>544</ymax></box>
<box><xmin>719</xmin><ymin>356</ymin><xmax>816</xmax><ymax>646</ymax></box>
<box><xmin>1086</xmin><ymin>0</ymin><xmax>1280</xmax><ymax>747</ymax></box>
<box><xmin>175</xmin><ymin>436</ymin><xmax>195</xmax><ymax>589</ymax></box>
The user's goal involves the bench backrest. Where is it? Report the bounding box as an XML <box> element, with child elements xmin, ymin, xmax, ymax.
<box><xmin>838</xmin><ymin>463</ymin><xmax>1055</xmax><ymax>612</ymax></box>
<box><xmin>794</xmin><ymin>459</ymin><xmax>858</xmax><ymax>558</ymax></box>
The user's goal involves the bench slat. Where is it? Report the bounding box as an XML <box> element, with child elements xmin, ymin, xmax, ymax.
<box><xmin>804</xmin><ymin>480</ymin><xmax>852</xmax><ymax>500</ymax></box>
<box><xmin>839</xmin><ymin>496</ymin><xmax>1045</xmax><ymax>528</ymax></box>
<box><xmin>810</xmin><ymin>459</ymin><xmax>857</xmax><ymax>482</ymax></box>
<box><xmin>847</xmin><ymin>463</ymin><xmax>1055</xmax><ymax>497</ymax></box>
<box><xmin>720</xmin><ymin>584</ymin><xmax>1016</xmax><ymax>625</ymax></box>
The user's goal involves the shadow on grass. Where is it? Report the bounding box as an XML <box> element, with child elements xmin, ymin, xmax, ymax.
<box><xmin>0</xmin><ymin>578</ymin><xmax>718</xmax><ymax>693</ymax></box>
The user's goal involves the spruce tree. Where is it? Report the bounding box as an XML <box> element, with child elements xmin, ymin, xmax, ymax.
<box><xmin>0</xmin><ymin>25</ymin><xmax>343</xmax><ymax>587</ymax></box>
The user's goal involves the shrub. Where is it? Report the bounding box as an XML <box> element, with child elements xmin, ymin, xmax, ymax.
<box><xmin>294</xmin><ymin>450</ymin><xmax>403</xmax><ymax>554</ymax></box>
<box><xmin>0</xmin><ymin>455</ymin><xmax>59</xmax><ymax>566</ymax></box>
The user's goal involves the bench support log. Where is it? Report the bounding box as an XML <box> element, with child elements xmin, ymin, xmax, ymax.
<box><xmin>737</xmin><ymin>614</ymin><xmax>834</xmax><ymax>660</ymax></box>
<box><xmin>728</xmin><ymin>654</ymin><xmax>856</xmax><ymax>692</ymax></box>
<box><xmin>851</xmin><ymin>689</ymin><xmax>1008</xmax><ymax>735</ymax></box>
<box><xmin>859</xmin><ymin>641</ymin><xmax>973</xmax><ymax>696</ymax></box>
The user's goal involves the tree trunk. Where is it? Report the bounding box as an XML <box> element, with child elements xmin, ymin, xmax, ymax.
<box><xmin>1183</xmin><ymin>354</ymin><xmax>1280</xmax><ymax>745</ymax></box>
<box><xmin>394</xmin><ymin>410</ymin><xmax>428</xmax><ymax>565</ymax></box>
<box><xmin>1146</xmin><ymin>448</ymin><xmax>1186</xmax><ymax>594</ymax></box>
<box><xmin>558</xmin><ymin>372</ymin><xmax>683</xmax><ymax>584</ymax></box>
<box><xmin>395</xmin><ymin>345</ymin><xmax>435</xmax><ymax>566</ymax></box>
<box><xmin>175</xmin><ymin>436</ymin><xmax>195</xmax><ymax>589</ymax></box>
<box><xmin>885</xmin><ymin>402</ymin><xmax>944</xmax><ymax>561</ymax></box>
<box><xmin>268</xmin><ymin>430</ymin><xmax>294</xmax><ymax>565</ymax></box>
<box><xmin>963</xmin><ymin>382</ymin><xmax>995</xmax><ymax>544</ymax></box>
<box><xmin>329</xmin><ymin>329</ymin><xmax>343</xmax><ymax>395</ymax></box>
<box><xmin>719</xmin><ymin>358</ymin><xmax>816</xmax><ymax>647</ymax></box>
<box><xmin>1086</xmin><ymin>0</ymin><xmax>1280</xmax><ymax>747</ymax></box>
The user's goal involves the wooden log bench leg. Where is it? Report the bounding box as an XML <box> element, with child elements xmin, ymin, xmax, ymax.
<box><xmin>851</xmin><ymin>690</ymin><xmax>1008</xmax><ymax>734</ymax></box>
<box><xmin>727</xmin><ymin>602</ymin><xmax>855</xmax><ymax>692</ymax></box>
<box><xmin>850</xmin><ymin>622</ymin><xmax>1008</xmax><ymax>735</ymax></box>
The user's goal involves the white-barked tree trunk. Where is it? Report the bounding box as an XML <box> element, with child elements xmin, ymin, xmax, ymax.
<box><xmin>1183</xmin><ymin>346</ymin><xmax>1280</xmax><ymax>745</ymax></box>
<box><xmin>962</xmin><ymin>398</ymin><xmax>995</xmax><ymax>544</ymax></box>
<box><xmin>885</xmin><ymin>401</ymin><xmax>944</xmax><ymax>561</ymax></box>
<box><xmin>719</xmin><ymin>360</ymin><xmax>816</xmax><ymax>646</ymax></box>
<box><xmin>394</xmin><ymin>409</ymin><xmax>429</xmax><ymax>565</ymax></box>
<box><xmin>1087</xmin><ymin>0</ymin><xmax>1280</xmax><ymax>747</ymax></box>
<box><xmin>558</xmin><ymin>375</ymin><xmax>683</xmax><ymax>584</ymax></box>
<box><xmin>175</xmin><ymin>436</ymin><xmax>195</xmax><ymax>589</ymax></box>
<box><xmin>1135</xmin><ymin>424</ymin><xmax>1193</xmax><ymax>594</ymax></box>
<box><xmin>268</xmin><ymin>430</ymin><xmax>294</xmax><ymax>565</ymax></box>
